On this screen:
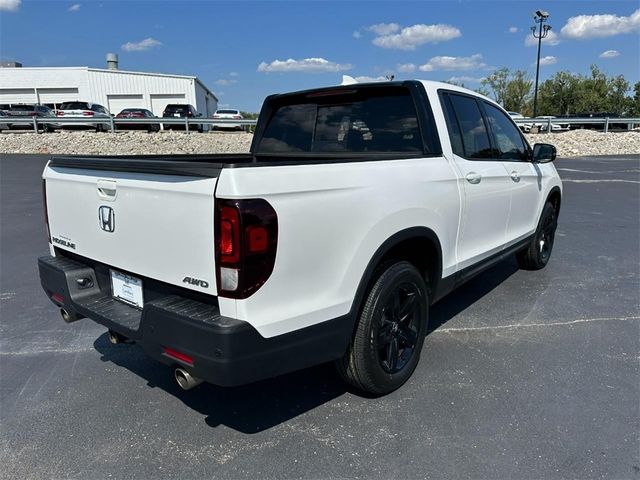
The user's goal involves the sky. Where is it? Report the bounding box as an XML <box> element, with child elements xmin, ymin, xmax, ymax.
<box><xmin>1</xmin><ymin>0</ymin><xmax>639</xmax><ymax>112</ymax></box>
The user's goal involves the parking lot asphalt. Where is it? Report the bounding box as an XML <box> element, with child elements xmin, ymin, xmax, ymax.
<box><xmin>1</xmin><ymin>154</ymin><xmax>638</xmax><ymax>479</ymax></box>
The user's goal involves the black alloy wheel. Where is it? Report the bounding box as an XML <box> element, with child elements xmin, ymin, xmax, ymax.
<box><xmin>377</xmin><ymin>283</ymin><xmax>421</xmax><ymax>374</ymax></box>
<box><xmin>336</xmin><ymin>261</ymin><xmax>429</xmax><ymax>395</ymax></box>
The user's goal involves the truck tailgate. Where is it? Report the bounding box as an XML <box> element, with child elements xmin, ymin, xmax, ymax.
<box><xmin>44</xmin><ymin>159</ymin><xmax>221</xmax><ymax>295</ymax></box>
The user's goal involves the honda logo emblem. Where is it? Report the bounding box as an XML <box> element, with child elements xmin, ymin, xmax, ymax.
<box><xmin>98</xmin><ymin>206</ymin><xmax>115</xmax><ymax>233</ymax></box>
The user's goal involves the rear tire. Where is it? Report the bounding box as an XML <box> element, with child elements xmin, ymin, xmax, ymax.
<box><xmin>336</xmin><ymin>261</ymin><xmax>429</xmax><ymax>395</ymax></box>
<box><xmin>517</xmin><ymin>202</ymin><xmax>558</xmax><ymax>270</ymax></box>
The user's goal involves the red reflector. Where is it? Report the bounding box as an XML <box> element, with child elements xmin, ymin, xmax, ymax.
<box><xmin>51</xmin><ymin>293</ymin><xmax>64</xmax><ymax>304</ymax></box>
<box><xmin>246</xmin><ymin>225</ymin><xmax>268</xmax><ymax>253</ymax></box>
<box><xmin>219</xmin><ymin>206</ymin><xmax>240</xmax><ymax>263</ymax></box>
<box><xmin>163</xmin><ymin>347</ymin><xmax>193</xmax><ymax>365</ymax></box>
<box><xmin>221</xmin><ymin>220</ymin><xmax>234</xmax><ymax>255</ymax></box>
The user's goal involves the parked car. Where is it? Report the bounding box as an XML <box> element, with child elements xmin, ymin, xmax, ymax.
<box><xmin>56</xmin><ymin>101</ymin><xmax>111</xmax><ymax>132</ymax></box>
<box><xmin>0</xmin><ymin>111</ymin><xmax>11</xmax><ymax>131</ymax></box>
<box><xmin>38</xmin><ymin>80</ymin><xmax>562</xmax><ymax>396</ymax></box>
<box><xmin>115</xmin><ymin>108</ymin><xmax>160</xmax><ymax>132</ymax></box>
<box><xmin>532</xmin><ymin>116</ymin><xmax>570</xmax><ymax>132</ymax></box>
<box><xmin>507</xmin><ymin>111</ymin><xmax>532</xmax><ymax>133</ymax></box>
<box><xmin>212</xmin><ymin>109</ymin><xmax>245</xmax><ymax>131</ymax></box>
<box><xmin>4</xmin><ymin>104</ymin><xmax>56</xmax><ymax>132</ymax></box>
<box><xmin>162</xmin><ymin>104</ymin><xmax>203</xmax><ymax>132</ymax></box>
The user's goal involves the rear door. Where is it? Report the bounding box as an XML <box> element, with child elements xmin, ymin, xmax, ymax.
<box><xmin>482</xmin><ymin>102</ymin><xmax>542</xmax><ymax>243</ymax></box>
<box><xmin>440</xmin><ymin>92</ymin><xmax>512</xmax><ymax>269</ymax></box>
<box><xmin>45</xmin><ymin>161</ymin><xmax>219</xmax><ymax>294</ymax></box>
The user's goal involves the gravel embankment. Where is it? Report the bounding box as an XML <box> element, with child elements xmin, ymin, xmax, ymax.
<box><xmin>1</xmin><ymin>129</ymin><xmax>639</xmax><ymax>157</ymax></box>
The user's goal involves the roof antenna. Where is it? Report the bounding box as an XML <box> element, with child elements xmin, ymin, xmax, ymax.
<box><xmin>386</xmin><ymin>74</ymin><xmax>395</xmax><ymax>81</ymax></box>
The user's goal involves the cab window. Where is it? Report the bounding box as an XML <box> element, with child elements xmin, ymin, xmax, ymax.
<box><xmin>483</xmin><ymin>103</ymin><xmax>528</xmax><ymax>161</ymax></box>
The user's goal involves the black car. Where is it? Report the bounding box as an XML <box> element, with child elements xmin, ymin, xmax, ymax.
<box><xmin>115</xmin><ymin>108</ymin><xmax>160</xmax><ymax>132</ymax></box>
<box><xmin>0</xmin><ymin>110</ymin><xmax>11</xmax><ymax>131</ymax></box>
<box><xmin>162</xmin><ymin>104</ymin><xmax>203</xmax><ymax>132</ymax></box>
<box><xmin>5</xmin><ymin>104</ymin><xmax>56</xmax><ymax>132</ymax></box>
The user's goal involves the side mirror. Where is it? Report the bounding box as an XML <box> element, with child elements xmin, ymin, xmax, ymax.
<box><xmin>532</xmin><ymin>143</ymin><xmax>557</xmax><ymax>163</ymax></box>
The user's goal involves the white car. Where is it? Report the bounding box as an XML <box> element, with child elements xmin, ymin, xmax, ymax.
<box><xmin>534</xmin><ymin>116</ymin><xmax>570</xmax><ymax>132</ymax></box>
<box><xmin>38</xmin><ymin>80</ymin><xmax>562</xmax><ymax>396</ymax></box>
<box><xmin>508</xmin><ymin>111</ymin><xmax>532</xmax><ymax>133</ymax></box>
<box><xmin>212</xmin><ymin>109</ymin><xmax>245</xmax><ymax>130</ymax></box>
<box><xmin>56</xmin><ymin>101</ymin><xmax>112</xmax><ymax>132</ymax></box>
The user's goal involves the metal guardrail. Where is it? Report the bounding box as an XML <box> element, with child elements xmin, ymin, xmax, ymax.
<box><xmin>3</xmin><ymin>116</ymin><xmax>259</xmax><ymax>133</ymax></box>
<box><xmin>4</xmin><ymin>116</ymin><xmax>639</xmax><ymax>134</ymax></box>
<box><xmin>513</xmin><ymin>117</ymin><xmax>640</xmax><ymax>133</ymax></box>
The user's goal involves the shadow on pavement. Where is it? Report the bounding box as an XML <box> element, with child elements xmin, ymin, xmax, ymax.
<box><xmin>93</xmin><ymin>258</ymin><xmax>519</xmax><ymax>433</ymax></box>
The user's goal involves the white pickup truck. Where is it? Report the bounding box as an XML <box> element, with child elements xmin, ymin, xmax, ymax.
<box><xmin>39</xmin><ymin>81</ymin><xmax>562</xmax><ymax>395</ymax></box>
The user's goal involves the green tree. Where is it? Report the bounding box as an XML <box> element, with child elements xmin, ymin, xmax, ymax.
<box><xmin>481</xmin><ymin>68</ymin><xmax>509</xmax><ymax>106</ymax></box>
<box><xmin>481</xmin><ymin>68</ymin><xmax>532</xmax><ymax>113</ymax></box>
<box><xmin>504</xmin><ymin>70</ymin><xmax>533</xmax><ymax>114</ymax></box>
<box><xmin>537</xmin><ymin>71</ymin><xmax>579</xmax><ymax>116</ymax></box>
<box><xmin>633</xmin><ymin>81</ymin><xmax>640</xmax><ymax>116</ymax></box>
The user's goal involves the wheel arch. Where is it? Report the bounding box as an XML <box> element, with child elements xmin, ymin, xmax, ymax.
<box><xmin>349</xmin><ymin>227</ymin><xmax>443</xmax><ymax>319</ymax></box>
<box><xmin>546</xmin><ymin>186</ymin><xmax>562</xmax><ymax>216</ymax></box>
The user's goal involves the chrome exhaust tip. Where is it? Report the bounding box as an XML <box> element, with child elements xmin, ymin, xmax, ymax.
<box><xmin>60</xmin><ymin>308</ymin><xmax>78</xmax><ymax>323</ymax></box>
<box><xmin>108</xmin><ymin>330</ymin><xmax>130</xmax><ymax>345</ymax></box>
<box><xmin>174</xmin><ymin>368</ymin><xmax>203</xmax><ymax>390</ymax></box>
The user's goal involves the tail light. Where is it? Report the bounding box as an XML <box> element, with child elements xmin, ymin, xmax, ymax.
<box><xmin>56</xmin><ymin>111</ymin><xmax>64</xmax><ymax>116</ymax></box>
<box><xmin>215</xmin><ymin>198</ymin><xmax>278</xmax><ymax>299</ymax></box>
<box><xmin>82</xmin><ymin>111</ymin><xmax>95</xmax><ymax>116</ymax></box>
<box><xmin>233</xmin><ymin>115</ymin><xmax>242</xmax><ymax>120</ymax></box>
<box><xmin>213</xmin><ymin>114</ymin><xmax>220</xmax><ymax>119</ymax></box>
<box><xmin>42</xmin><ymin>179</ymin><xmax>51</xmax><ymax>241</ymax></box>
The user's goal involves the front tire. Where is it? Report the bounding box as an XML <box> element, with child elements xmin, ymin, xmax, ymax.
<box><xmin>517</xmin><ymin>202</ymin><xmax>558</xmax><ymax>270</ymax></box>
<box><xmin>337</xmin><ymin>261</ymin><xmax>429</xmax><ymax>395</ymax></box>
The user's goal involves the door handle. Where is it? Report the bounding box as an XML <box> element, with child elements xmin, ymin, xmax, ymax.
<box><xmin>97</xmin><ymin>179</ymin><xmax>117</xmax><ymax>200</ymax></box>
<box><xmin>465</xmin><ymin>172</ymin><xmax>482</xmax><ymax>184</ymax></box>
<box><xmin>510</xmin><ymin>171</ymin><xmax>520</xmax><ymax>182</ymax></box>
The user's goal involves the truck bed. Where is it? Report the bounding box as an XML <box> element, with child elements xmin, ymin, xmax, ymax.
<box><xmin>49</xmin><ymin>153</ymin><xmax>255</xmax><ymax>177</ymax></box>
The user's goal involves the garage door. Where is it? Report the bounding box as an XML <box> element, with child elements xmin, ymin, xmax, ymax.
<box><xmin>38</xmin><ymin>88</ymin><xmax>79</xmax><ymax>107</ymax></box>
<box><xmin>150</xmin><ymin>94</ymin><xmax>185</xmax><ymax>116</ymax></box>
<box><xmin>107</xmin><ymin>94</ymin><xmax>145</xmax><ymax>116</ymax></box>
<box><xmin>0</xmin><ymin>88</ymin><xmax>36</xmax><ymax>105</ymax></box>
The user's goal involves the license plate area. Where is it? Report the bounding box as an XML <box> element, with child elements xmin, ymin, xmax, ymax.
<box><xmin>110</xmin><ymin>269</ymin><xmax>144</xmax><ymax>309</ymax></box>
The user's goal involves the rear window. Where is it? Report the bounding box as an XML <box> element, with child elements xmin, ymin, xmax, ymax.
<box><xmin>216</xmin><ymin>109</ymin><xmax>239</xmax><ymax>115</ymax></box>
<box><xmin>256</xmin><ymin>87</ymin><xmax>424</xmax><ymax>155</ymax></box>
<box><xmin>9</xmin><ymin>105</ymin><xmax>36</xmax><ymax>111</ymax></box>
<box><xmin>59</xmin><ymin>102</ymin><xmax>90</xmax><ymax>110</ymax></box>
<box><xmin>164</xmin><ymin>105</ymin><xmax>190</xmax><ymax>113</ymax></box>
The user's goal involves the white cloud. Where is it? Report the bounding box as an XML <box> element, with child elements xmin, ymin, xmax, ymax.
<box><xmin>229</xmin><ymin>72</ymin><xmax>239</xmax><ymax>77</ymax></box>
<box><xmin>561</xmin><ymin>8</ymin><xmax>640</xmax><ymax>39</ymax></box>
<box><xmin>372</xmin><ymin>23</ymin><xmax>462</xmax><ymax>50</ymax></box>
<box><xmin>599</xmin><ymin>49</ymin><xmax>621</xmax><ymax>58</ymax></box>
<box><xmin>508</xmin><ymin>26</ymin><xmax>519</xmax><ymax>33</ymax></box>
<box><xmin>447</xmin><ymin>75</ymin><xmax>485</xmax><ymax>84</ymax></box>
<box><xmin>397</xmin><ymin>63</ymin><xmax>417</xmax><ymax>73</ymax></box>
<box><xmin>367</xmin><ymin>22</ymin><xmax>400</xmax><ymax>36</ymax></box>
<box><xmin>525</xmin><ymin>29</ymin><xmax>560</xmax><ymax>46</ymax></box>
<box><xmin>121</xmin><ymin>37</ymin><xmax>162</xmax><ymax>52</ymax></box>
<box><xmin>353</xmin><ymin>75</ymin><xmax>388</xmax><ymax>83</ymax></box>
<box><xmin>68</xmin><ymin>3</ymin><xmax>81</xmax><ymax>12</ymax></box>
<box><xmin>258</xmin><ymin>57</ymin><xmax>352</xmax><ymax>73</ymax></box>
<box><xmin>538</xmin><ymin>56</ymin><xmax>557</xmax><ymax>66</ymax></box>
<box><xmin>352</xmin><ymin>30</ymin><xmax>362</xmax><ymax>39</ymax></box>
<box><xmin>214</xmin><ymin>79</ymin><xmax>238</xmax><ymax>86</ymax></box>
<box><xmin>419</xmin><ymin>54</ymin><xmax>487</xmax><ymax>72</ymax></box>
<box><xmin>0</xmin><ymin>0</ymin><xmax>20</xmax><ymax>11</ymax></box>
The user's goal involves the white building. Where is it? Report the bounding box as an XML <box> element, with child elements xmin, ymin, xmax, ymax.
<box><xmin>0</xmin><ymin>58</ymin><xmax>218</xmax><ymax>117</ymax></box>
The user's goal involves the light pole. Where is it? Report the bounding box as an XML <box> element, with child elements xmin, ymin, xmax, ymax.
<box><xmin>531</xmin><ymin>10</ymin><xmax>551</xmax><ymax>118</ymax></box>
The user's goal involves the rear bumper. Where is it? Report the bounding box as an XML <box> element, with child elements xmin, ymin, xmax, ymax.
<box><xmin>38</xmin><ymin>254</ymin><xmax>352</xmax><ymax>387</ymax></box>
